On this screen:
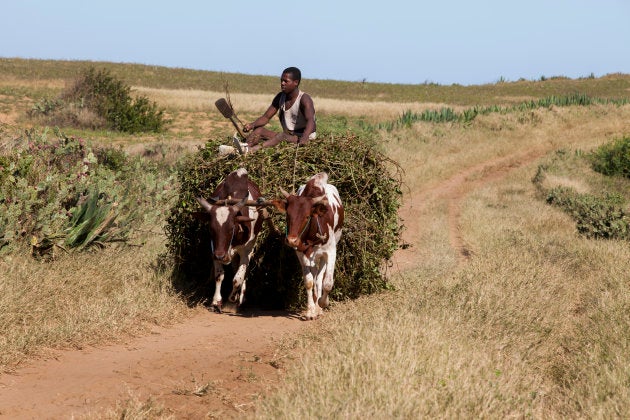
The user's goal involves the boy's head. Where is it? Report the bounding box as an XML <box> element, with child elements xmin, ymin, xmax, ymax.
<box><xmin>282</xmin><ymin>67</ymin><xmax>302</xmax><ymax>85</ymax></box>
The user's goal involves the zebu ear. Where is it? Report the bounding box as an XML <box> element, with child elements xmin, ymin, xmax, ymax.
<box><xmin>311</xmin><ymin>194</ymin><xmax>328</xmax><ymax>205</ymax></box>
<box><xmin>270</xmin><ymin>199</ymin><xmax>287</xmax><ymax>213</ymax></box>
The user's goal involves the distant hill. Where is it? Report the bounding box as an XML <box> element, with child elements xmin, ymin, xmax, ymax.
<box><xmin>1</xmin><ymin>57</ymin><xmax>629</xmax><ymax>106</ymax></box>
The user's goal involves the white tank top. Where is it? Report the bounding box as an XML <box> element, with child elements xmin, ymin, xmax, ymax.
<box><xmin>279</xmin><ymin>91</ymin><xmax>307</xmax><ymax>133</ymax></box>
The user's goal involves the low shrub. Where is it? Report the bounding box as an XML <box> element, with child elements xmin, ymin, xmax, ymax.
<box><xmin>0</xmin><ymin>126</ymin><xmax>177</xmax><ymax>256</ymax></box>
<box><xmin>29</xmin><ymin>67</ymin><xmax>169</xmax><ymax>133</ymax></box>
<box><xmin>589</xmin><ymin>135</ymin><xmax>630</xmax><ymax>179</ymax></box>
<box><xmin>533</xmin><ymin>146</ymin><xmax>630</xmax><ymax>241</ymax></box>
<box><xmin>165</xmin><ymin>132</ymin><xmax>403</xmax><ymax>309</ymax></box>
<box><xmin>545</xmin><ymin>186</ymin><xmax>629</xmax><ymax>240</ymax></box>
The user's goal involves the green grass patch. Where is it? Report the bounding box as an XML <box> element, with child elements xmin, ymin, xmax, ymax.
<box><xmin>378</xmin><ymin>94</ymin><xmax>630</xmax><ymax>131</ymax></box>
<box><xmin>545</xmin><ymin>186</ymin><xmax>629</xmax><ymax>240</ymax></box>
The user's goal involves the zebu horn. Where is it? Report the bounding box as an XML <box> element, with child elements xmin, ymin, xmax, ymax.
<box><xmin>312</xmin><ymin>194</ymin><xmax>328</xmax><ymax>205</ymax></box>
<box><xmin>279</xmin><ymin>186</ymin><xmax>291</xmax><ymax>198</ymax></box>
<box><xmin>196</xmin><ymin>197</ymin><xmax>213</xmax><ymax>212</ymax></box>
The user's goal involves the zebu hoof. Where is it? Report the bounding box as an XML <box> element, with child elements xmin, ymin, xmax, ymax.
<box><xmin>213</xmin><ymin>302</ymin><xmax>223</xmax><ymax>314</ymax></box>
<box><xmin>301</xmin><ymin>307</ymin><xmax>322</xmax><ymax>321</ymax></box>
<box><xmin>301</xmin><ymin>313</ymin><xmax>318</xmax><ymax>321</ymax></box>
<box><xmin>318</xmin><ymin>295</ymin><xmax>329</xmax><ymax>308</ymax></box>
<box><xmin>230</xmin><ymin>290</ymin><xmax>243</xmax><ymax>305</ymax></box>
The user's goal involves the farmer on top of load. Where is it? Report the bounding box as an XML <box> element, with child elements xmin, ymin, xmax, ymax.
<box><xmin>221</xmin><ymin>67</ymin><xmax>317</xmax><ymax>155</ymax></box>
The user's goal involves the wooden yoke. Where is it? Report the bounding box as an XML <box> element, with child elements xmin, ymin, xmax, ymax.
<box><xmin>199</xmin><ymin>197</ymin><xmax>275</xmax><ymax>207</ymax></box>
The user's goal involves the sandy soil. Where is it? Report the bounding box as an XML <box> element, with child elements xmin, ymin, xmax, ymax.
<box><xmin>0</xmin><ymin>146</ymin><xmax>552</xmax><ymax>419</ymax></box>
<box><xmin>0</xmin><ymin>309</ymin><xmax>303</xmax><ymax>419</ymax></box>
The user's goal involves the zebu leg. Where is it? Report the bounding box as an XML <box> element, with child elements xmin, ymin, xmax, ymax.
<box><xmin>211</xmin><ymin>263</ymin><xmax>225</xmax><ymax>313</ymax></box>
<box><xmin>314</xmin><ymin>253</ymin><xmax>327</xmax><ymax>310</ymax></box>
<box><xmin>298</xmin><ymin>253</ymin><xmax>320</xmax><ymax>320</ymax></box>
<box><xmin>229</xmin><ymin>245</ymin><xmax>254</xmax><ymax>306</ymax></box>
<box><xmin>318</xmin><ymin>247</ymin><xmax>337</xmax><ymax>309</ymax></box>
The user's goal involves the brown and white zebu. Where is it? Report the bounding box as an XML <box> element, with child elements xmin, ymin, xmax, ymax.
<box><xmin>193</xmin><ymin>168</ymin><xmax>265</xmax><ymax>312</ymax></box>
<box><xmin>272</xmin><ymin>172</ymin><xmax>344</xmax><ymax>320</ymax></box>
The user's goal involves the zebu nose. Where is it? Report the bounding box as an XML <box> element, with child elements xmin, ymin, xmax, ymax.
<box><xmin>286</xmin><ymin>236</ymin><xmax>300</xmax><ymax>248</ymax></box>
<box><xmin>214</xmin><ymin>251</ymin><xmax>230</xmax><ymax>264</ymax></box>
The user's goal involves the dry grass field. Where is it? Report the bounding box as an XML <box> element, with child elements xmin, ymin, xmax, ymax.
<box><xmin>256</xmin><ymin>105</ymin><xmax>630</xmax><ymax>418</ymax></box>
<box><xmin>1</xmin><ymin>58</ymin><xmax>629</xmax><ymax>418</ymax></box>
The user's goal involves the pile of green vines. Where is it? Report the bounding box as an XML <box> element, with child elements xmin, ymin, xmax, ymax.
<box><xmin>165</xmin><ymin>132</ymin><xmax>403</xmax><ymax>309</ymax></box>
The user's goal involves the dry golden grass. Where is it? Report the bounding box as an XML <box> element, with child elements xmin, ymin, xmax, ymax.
<box><xmin>81</xmin><ymin>392</ymin><xmax>173</xmax><ymax>420</ymax></box>
<box><xmin>382</xmin><ymin>105</ymin><xmax>629</xmax><ymax>192</ymax></box>
<box><xmin>0</xmin><ymin>228</ymin><xmax>189</xmax><ymax>372</ymax></box>
<box><xmin>133</xmin><ymin>86</ymin><xmax>457</xmax><ymax>122</ymax></box>
<box><xmin>542</xmin><ymin>174</ymin><xmax>591</xmax><ymax>194</ymax></box>
<box><xmin>255</xmin><ymin>104</ymin><xmax>630</xmax><ymax>418</ymax></box>
<box><xmin>0</xmin><ymin>75</ymin><xmax>66</xmax><ymax>90</ymax></box>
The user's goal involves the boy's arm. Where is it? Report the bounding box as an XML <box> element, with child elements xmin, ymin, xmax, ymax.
<box><xmin>244</xmin><ymin>93</ymin><xmax>281</xmax><ymax>132</ymax></box>
<box><xmin>298</xmin><ymin>94</ymin><xmax>316</xmax><ymax>145</ymax></box>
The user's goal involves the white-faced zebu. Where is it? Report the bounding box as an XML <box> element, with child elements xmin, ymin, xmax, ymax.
<box><xmin>192</xmin><ymin>168</ymin><xmax>265</xmax><ymax>312</ymax></box>
<box><xmin>271</xmin><ymin>172</ymin><xmax>344</xmax><ymax>320</ymax></box>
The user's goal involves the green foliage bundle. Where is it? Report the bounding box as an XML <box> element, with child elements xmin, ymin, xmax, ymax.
<box><xmin>590</xmin><ymin>135</ymin><xmax>630</xmax><ymax>179</ymax></box>
<box><xmin>0</xmin><ymin>125</ymin><xmax>177</xmax><ymax>256</ymax></box>
<box><xmin>29</xmin><ymin>67</ymin><xmax>168</xmax><ymax>133</ymax></box>
<box><xmin>165</xmin><ymin>133</ymin><xmax>403</xmax><ymax>309</ymax></box>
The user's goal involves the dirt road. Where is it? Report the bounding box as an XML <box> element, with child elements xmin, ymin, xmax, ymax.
<box><xmin>0</xmin><ymin>309</ymin><xmax>304</xmax><ymax>418</ymax></box>
<box><xmin>0</xmin><ymin>148</ymin><xmax>549</xmax><ymax>419</ymax></box>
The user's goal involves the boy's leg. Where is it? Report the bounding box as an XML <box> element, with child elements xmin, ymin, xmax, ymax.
<box><xmin>250</xmin><ymin>133</ymin><xmax>298</xmax><ymax>152</ymax></box>
<box><xmin>249</xmin><ymin>131</ymin><xmax>292</xmax><ymax>152</ymax></box>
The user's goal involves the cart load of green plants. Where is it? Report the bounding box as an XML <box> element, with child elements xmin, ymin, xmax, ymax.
<box><xmin>165</xmin><ymin>132</ymin><xmax>403</xmax><ymax>309</ymax></box>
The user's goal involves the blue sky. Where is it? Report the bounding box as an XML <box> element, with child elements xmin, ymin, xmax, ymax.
<box><xmin>2</xmin><ymin>0</ymin><xmax>629</xmax><ymax>86</ymax></box>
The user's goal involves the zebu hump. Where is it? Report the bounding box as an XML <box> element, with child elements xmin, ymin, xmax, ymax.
<box><xmin>299</xmin><ymin>172</ymin><xmax>329</xmax><ymax>198</ymax></box>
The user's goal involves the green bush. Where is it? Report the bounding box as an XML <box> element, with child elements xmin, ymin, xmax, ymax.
<box><xmin>29</xmin><ymin>67</ymin><xmax>169</xmax><ymax>133</ymax></box>
<box><xmin>0</xmin><ymin>126</ymin><xmax>177</xmax><ymax>256</ymax></box>
<box><xmin>546</xmin><ymin>186</ymin><xmax>629</xmax><ymax>240</ymax></box>
<box><xmin>95</xmin><ymin>146</ymin><xmax>128</xmax><ymax>171</ymax></box>
<box><xmin>165</xmin><ymin>132</ymin><xmax>403</xmax><ymax>310</ymax></box>
<box><xmin>29</xmin><ymin>97</ymin><xmax>64</xmax><ymax>116</ymax></box>
<box><xmin>533</xmin><ymin>146</ymin><xmax>630</xmax><ymax>241</ymax></box>
<box><xmin>590</xmin><ymin>136</ymin><xmax>630</xmax><ymax>179</ymax></box>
